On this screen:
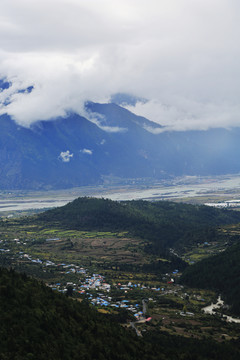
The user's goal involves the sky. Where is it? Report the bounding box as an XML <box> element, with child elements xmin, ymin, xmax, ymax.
<box><xmin>0</xmin><ymin>0</ymin><xmax>240</xmax><ymax>131</ymax></box>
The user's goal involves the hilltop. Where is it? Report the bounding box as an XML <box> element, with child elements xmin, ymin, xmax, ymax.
<box><xmin>37</xmin><ymin>197</ymin><xmax>240</xmax><ymax>253</ymax></box>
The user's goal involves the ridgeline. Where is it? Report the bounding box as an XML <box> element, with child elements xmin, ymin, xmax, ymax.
<box><xmin>37</xmin><ymin>197</ymin><xmax>240</xmax><ymax>254</ymax></box>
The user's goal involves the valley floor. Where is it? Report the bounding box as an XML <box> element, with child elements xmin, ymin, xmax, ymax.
<box><xmin>1</xmin><ymin>220</ymin><xmax>240</xmax><ymax>344</ymax></box>
<box><xmin>2</xmin><ymin>173</ymin><xmax>240</xmax><ymax>217</ymax></box>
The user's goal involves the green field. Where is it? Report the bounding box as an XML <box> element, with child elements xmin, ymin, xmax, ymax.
<box><xmin>1</xmin><ymin>198</ymin><xmax>240</xmax><ymax>346</ymax></box>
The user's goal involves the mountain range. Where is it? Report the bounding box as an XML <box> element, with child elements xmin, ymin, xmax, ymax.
<box><xmin>1</xmin><ymin>88</ymin><xmax>240</xmax><ymax>189</ymax></box>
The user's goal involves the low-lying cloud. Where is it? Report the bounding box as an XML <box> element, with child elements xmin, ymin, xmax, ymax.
<box><xmin>86</xmin><ymin>112</ymin><xmax>128</xmax><ymax>133</ymax></box>
<box><xmin>0</xmin><ymin>0</ymin><xmax>240</xmax><ymax>131</ymax></box>
<box><xmin>125</xmin><ymin>99</ymin><xmax>240</xmax><ymax>132</ymax></box>
<box><xmin>59</xmin><ymin>150</ymin><xmax>74</xmax><ymax>162</ymax></box>
<box><xmin>80</xmin><ymin>149</ymin><xmax>93</xmax><ymax>155</ymax></box>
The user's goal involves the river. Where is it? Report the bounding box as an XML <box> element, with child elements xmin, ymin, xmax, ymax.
<box><xmin>2</xmin><ymin>174</ymin><xmax>240</xmax><ymax>213</ymax></box>
<box><xmin>202</xmin><ymin>296</ymin><xmax>240</xmax><ymax>324</ymax></box>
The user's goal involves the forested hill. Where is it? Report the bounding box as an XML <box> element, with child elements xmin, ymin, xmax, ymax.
<box><xmin>37</xmin><ymin>197</ymin><xmax>240</xmax><ymax>253</ymax></box>
<box><xmin>0</xmin><ymin>267</ymin><xmax>146</xmax><ymax>360</ymax></box>
<box><xmin>180</xmin><ymin>241</ymin><xmax>240</xmax><ymax>315</ymax></box>
<box><xmin>1</xmin><ymin>267</ymin><xmax>240</xmax><ymax>360</ymax></box>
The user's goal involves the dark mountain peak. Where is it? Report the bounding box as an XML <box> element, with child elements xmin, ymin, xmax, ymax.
<box><xmin>85</xmin><ymin>101</ymin><xmax>163</xmax><ymax>131</ymax></box>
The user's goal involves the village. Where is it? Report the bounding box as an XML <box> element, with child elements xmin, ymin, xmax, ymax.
<box><xmin>1</xmin><ymin>235</ymin><xmax>187</xmax><ymax>321</ymax></box>
<box><xmin>19</xmin><ymin>251</ymin><xmax>172</xmax><ymax>322</ymax></box>
<box><xmin>2</xmin><ymin>232</ymin><xmax>240</xmax><ymax>341</ymax></box>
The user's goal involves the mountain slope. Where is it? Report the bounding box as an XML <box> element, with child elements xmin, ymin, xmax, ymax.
<box><xmin>1</xmin><ymin>267</ymin><xmax>240</xmax><ymax>360</ymax></box>
<box><xmin>0</xmin><ymin>105</ymin><xmax>163</xmax><ymax>189</ymax></box>
<box><xmin>180</xmin><ymin>241</ymin><xmax>240</xmax><ymax>315</ymax></box>
<box><xmin>1</xmin><ymin>100</ymin><xmax>240</xmax><ymax>189</ymax></box>
<box><xmin>37</xmin><ymin>197</ymin><xmax>240</xmax><ymax>253</ymax></box>
<box><xmin>0</xmin><ymin>113</ymin><xmax>103</xmax><ymax>188</ymax></box>
<box><xmin>0</xmin><ymin>267</ymin><xmax>150</xmax><ymax>360</ymax></box>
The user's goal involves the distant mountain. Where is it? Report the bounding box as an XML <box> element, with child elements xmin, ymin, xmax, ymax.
<box><xmin>1</xmin><ymin>98</ymin><xmax>240</xmax><ymax>189</ymax></box>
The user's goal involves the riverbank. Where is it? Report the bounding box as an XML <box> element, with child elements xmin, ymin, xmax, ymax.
<box><xmin>2</xmin><ymin>173</ymin><xmax>240</xmax><ymax>214</ymax></box>
<box><xmin>202</xmin><ymin>296</ymin><xmax>240</xmax><ymax>324</ymax></box>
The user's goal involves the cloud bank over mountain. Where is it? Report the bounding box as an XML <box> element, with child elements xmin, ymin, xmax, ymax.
<box><xmin>0</xmin><ymin>0</ymin><xmax>240</xmax><ymax>131</ymax></box>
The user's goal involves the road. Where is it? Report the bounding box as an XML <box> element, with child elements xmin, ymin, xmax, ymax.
<box><xmin>130</xmin><ymin>322</ymin><xmax>142</xmax><ymax>337</ymax></box>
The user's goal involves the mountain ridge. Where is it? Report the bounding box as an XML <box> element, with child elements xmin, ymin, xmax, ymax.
<box><xmin>1</xmin><ymin>99</ymin><xmax>240</xmax><ymax>189</ymax></box>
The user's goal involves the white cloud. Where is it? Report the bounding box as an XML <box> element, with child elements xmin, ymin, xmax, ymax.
<box><xmin>59</xmin><ymin>150</ymin><xmax>73</xmax><ymax>162</ymax></box>
<box><xmin>86</xmin><ymin>112</ymin><xmax>128</xmax><ymax>133</ymax></box>
<box><xmin>81</xmin><ymin>148</ymin><xmax>93</xmax><ymax>155</ymax></box>
<box><xmin>125</xmin><ymin>99</ymin><xmax>240</xmax><ymax>132</ymax></box>
<box><xmin>96</xmin><ymin>125</ymin><xmax>128</xmax><ymax>133</ymax></box>
<box><xmin>0</xmin><ymin>0</ymin><xmax>240</xmax><ymax>130</ymax></box>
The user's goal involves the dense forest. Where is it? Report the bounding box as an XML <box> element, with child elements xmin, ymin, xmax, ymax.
<box><xmin>36</xmin><ymin>197</ymin><xmax>240</xmax><ymax>254</ymax></box>
<box><xmin>180</xmin><ymin>241</ymin><xmax>240</xmax><ymax>315</ymax></box>
<box><xmin>1</xmin><ymin>267</ymin><xmax>240</xmax><ymax>360</ymax></box>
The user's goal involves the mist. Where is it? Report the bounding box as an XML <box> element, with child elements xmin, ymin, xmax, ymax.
<box><xmin>0</xmin><ymin>0</ymin><xmax>240</xmax><ymax>131</ymax></box>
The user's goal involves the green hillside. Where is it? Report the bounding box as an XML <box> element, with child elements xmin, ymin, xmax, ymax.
<box><xmin>1</xmin><ymin>267</ymin><xmax>240</xmax><ymax>360</ymax></box>
<box><xmin>0</xmin><ymin>267</ymin><xmax>147</xmax><ymax>360</ymax></box>
<box><xmin>180</xmin><ymin>241</ymin><xmax>240</xmax><ymax>315</ymax></box>
<box><xmin>37</xmin><ymin>197</ymin><xmax>240</xmax><ymax>254</ymax></box>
